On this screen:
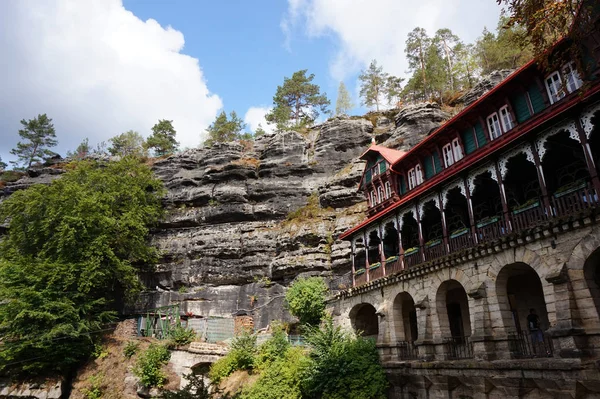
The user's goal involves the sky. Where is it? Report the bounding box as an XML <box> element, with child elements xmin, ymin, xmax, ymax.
<box><xmin>0</xmin><ymin>0</ymin><xmax>503</xmax><ymax>166</ymax></box>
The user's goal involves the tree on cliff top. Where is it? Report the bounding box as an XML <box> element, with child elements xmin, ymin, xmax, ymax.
<box><xmin>0</xmin><ymin>156</ymin><xmax>6</xmax><ymax>171</ymax></box>
<box><xmin>10</xmin><ymin>114</ymin><xmax>58</xmax><ymax>170</ymax></box>
<box><xmin>204</xmin><ymin>111</ymin><xmax>247</xmax><ymax>146</ymax></box>
<box><xmin>265</xmin><ymin>70</ymin><xmax>330</xmax><ymax>130</ymax></box>
<box><xmin>359</xmin><ymin>60</ymin><xmax>389</xmax><ymax>111</ymax></box>
<box><xmin>108</xmin><ymin>130</ymin><xmax>147</xmax><ymax>157</ymax></box>
<box><xmin>0</xmin><ymin>157</ymin><xmax>164</xmax><ymax>375</ymax></box>
<box><xmin>335</xmin><ymin>82</ymin><xmax>354</xmax><ymax>116</ymax></box>
<box><xmin>146</xmin><ymin>119</ymin><xmax>179</xmax><ymax>156</ymax></box>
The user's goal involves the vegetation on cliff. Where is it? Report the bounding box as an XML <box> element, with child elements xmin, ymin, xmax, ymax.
<box><xmin>0</xmin><ymin>157</ymin><xmax>164</xmax><ymax>376</ymax></box>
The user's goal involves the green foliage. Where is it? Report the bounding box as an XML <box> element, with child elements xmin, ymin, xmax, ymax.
<box><xmin>161</xmin><ymin>373</ymin><xmax>211</xmax><ymax>399</ymax></box>
<box><xmin>255</xmin><ymin>324</ymin><xmax>290</xmax><ymax>370</ymax></box>
<box><xmin>146</xmin><ymin>119</ymin><xmax>179</xmax><ymax>156</ymax></box>
<box><xmin>82</xmin><ymin>373</ymin><xmax>103</xmax><ymax>399</ymax></box>
<box><xmin>240</xmin><ymin>347</ymin><xmax>309</xmax><ymax>399</ymax></box>
<box><xmin>124</xmin><ymin>341</ymin><xmax>140</xmax><ymax>359</ymax></box>
<box><xmin>169</xmin><ymin>326</ymin><xmax>197</xmax><ymax>346</ymax></box>
<box><xmin>302</xmin><ymin>319</ymin><xmax>388</xmax><ymax>399</ymax></box>
<box><xmin>133</xmin><ymin>343</ymin><xmax>171</xmax><ymax>388</ymax></box>
<box><xmin>254</xmin><ymin>124</ymin><xmax>266</xmax><ymax>138</ymax></box>
<box><xmin>92</xmin><ymin>343</ymin><xmax>109</xmax><ymax>360</ymax></box>
<box><xmin>209</xmin><ymin>332</ymin><xmax>257</xmax><ymax>384</ymax></box>
<box><xmin>0</xmin><ymin>170</ymin><xmax>25</xmax><ymax>183</ymax></box>
<box><xmin>67</xmin><ymin>138</ymin><xmax>91</xmax><ymax>160</ymax></box>
<box><xmin>285</xmin><ymin>277</ymin><xmax>327</xmax><ymax>326</ymax></box>
<box><xmin>0</xmin><ymin>157</ymin><xmax>164</xmax><ymax>375</ymax></box>
<box><xmin>10</xmin><ymin>113</ymin><xmax>58</xmax><ymax>169</ymax></box>
<box><xmin>265</xmin><ymin>70</ymin><xmax>330</xmax><ymax>130</ymax></box>
<box><xmin>359</xmin><ymin>60</ymin><xmax>389</xmax><ymax>111</ymax></box>
<box><xmin>0</xmin><ymin>156</ymin><xmax>6</xmax><ymax>171</ymax></box>
<box><xmin>108</xmin><ymin>130</ymin><xmax>147</xmax><ymax>157</ymax></box>
<box><xmin>204</xmin><ymin>111</ymin><xmax>247</xmax><ymax>147</ymax></box>
<box><xmin>335</xmin><ymin>82</ymin><xmax>354</xmax><ymax>116</ymax></box>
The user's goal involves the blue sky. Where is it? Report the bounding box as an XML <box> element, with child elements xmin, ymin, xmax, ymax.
<box><xmin>0</xmin><ymin>0</ymin><xmax>502</xmax><ymax>166</ymax></box>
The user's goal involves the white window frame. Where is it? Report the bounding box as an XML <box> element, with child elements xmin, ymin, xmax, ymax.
<box><xmin>384</xmin><ymin>181</ymin><xmax>392</xmax><ymax>198</ymax></box>
<box><xmin>372</xmin><ymin>164</ymin><xmax>379</xmax><ymax>177</ymax></box>
<box><xmin>377</xmin><ymin>186</ymin><xmax>385</xmax><ymax>203</ymax></box>
<box><xmin>545</xmin><ymin>71</ymin><xmax>564</xmax><ymax>104</ymax></box>
<box><xmin>486</xmin><ymin>112</ymin><xmax>502</xmax><ymax>140</ymax></box>
<box><xmin>452</xmin><ymin>138</ymin><xmax>463</xmax><ymax>162</ymax></box>
<box><xmin>563</xmin><ymin>62</ymin><xmax>582</xmax><ymax>93</ymax></box>
<box><xmin>415</xmin><ymin>164</ymin><xmax>423</xmax><ymax>185</ymax></box>
<box><xmin>408</xmin><ymin>168</ymin><xmax>416</xmax><ymax>190</ymax></box>
<box><xmin>499</xmin><ymin>105</ymin><xmax>513</xmax><ymax>132</ymax></box>
<box><xmin>370</xmin><ymin>191</ymin><xmax>377</xmax><ymax>206</ymax></box>
<box><xmin>442</xmin><ymin>143</ymin><xmax>454</xmax><ymax>167</ymax></box>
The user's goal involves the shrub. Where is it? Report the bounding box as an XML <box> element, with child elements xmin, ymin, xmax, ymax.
<box><xmin>239</xmin><ymin>347</ymin><xmax>309</xmax><ymax>399</ymax></box>
<box><xmin>209</xmin><ymin>332</ymin><xmax>257</xmax><ymax>384</ymax></box>
<box><xmin>133</xmin><ymin>344</ymin><xmax>171</xmax><ymax>388</ymax></box>
<box><xmin>255</xmin><ymin>324</ymin><xmax>290</xmax><ymax>370</ymax></box>
<box><xmin>169</xmin><ymin>326</ymin><xmax>197</xmax><ymax>346</ymax></box>
<box><xmin>123</xmin><ymin>341</ymin><xmax>139</xmax><ymax>359</ymax></box>
<box><xmin>82</xmin><ymin>373</ymin><xmax>103</xmax><ymax>399</ymax></box>
<box><xmin>285</xmin><ymin>277</ymin><xmax>328</xmax><ymax>326</ymax></box>
<box><xmin>160</xmin><ymin>373</ymin><xmax>211</xmax><ymax>399</ymax></box>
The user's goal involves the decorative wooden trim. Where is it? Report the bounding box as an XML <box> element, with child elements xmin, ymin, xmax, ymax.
<box><xmin>467</xmin><ymin>163</ymin><xmax>498</xmax><ymax>195</ymax></box>
<box><xmin>498</xmin><ymin>143</ymin><xmax>535</xmax><ymax>178</ymax></box>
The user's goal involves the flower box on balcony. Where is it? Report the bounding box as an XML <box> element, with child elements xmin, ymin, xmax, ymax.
<box><xmin>554</xmin><ymin>180</ymin><xmax>587</xmax><ymax>198</ymax></box>
<box><xmin>355</xmin><ymin>268</ymin><xmax>366</xmax><ymax>276</ymax></box>
<box><xmin>450</xmin><ymin>227</ymin><xmax>469</xmax><ymax>238</ymax></box>
<box><xmin>512</xmin><ymin>199</ymin><xmax>540</xmax><ymax>214</ymax></box>
<box><xmin>425</xmin><ymin>238</ymin><xmax>442</xmax><ymax>248</ymax></box>
<box><xmin>385</xmin><ymin>255</ymin><xmax>399</xmax><ymax>263</ymax></box>
<box><xmin>476</xmin><ymin>216</ymin><xmax>499</xmax><ymax>228</ymax></box>
<box><xmin>404</xmin><ymin>247</ymin><xmax>419</xmax><ymax>256</ymax></box>
<box><xmin>369</xmin><ymin>262</ymin><xmax>381</xmax><ymax>270</ymax></box>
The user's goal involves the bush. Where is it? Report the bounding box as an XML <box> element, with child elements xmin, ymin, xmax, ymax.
<box><xmin>82</xmin><ymin>373</ymin><xmax>103</xmax><ymax>399</ymax></box>
<box><xmin>133</xmin><ymin>344</ymin><xmax>171</xmax><ymax>388</ymax></box>
<box><xmin>239</xmin><ymin>347</ymin><xmax>309</xmax><ymax>399</ymax></box>
<box><xmin>285</xmin><ymin>277</ymin><xmax>328</xmax><ymax>326</ymax></box>
<box><xmin>160</xmin><ymin>373</ymin><xmax>211</xmax><ymax>399</ymax></box>
<box><xmin>209</xmin><ymin>332</ymin><xmax>257</xmax><ymax>384</ymax></box>
<box><xmin>255</xmin><ymin>324</ymin><xmax>290</xmax><ymax>370</ymax></box>
<box><xmin>123</xmin><ymin>341</ymin><xmax>139</xmax><ymax>358</ymax></box>
<box><xmin>169</xmin><ymin>326</ymin><xmax>197</xmax><ymax>346</ymax></box>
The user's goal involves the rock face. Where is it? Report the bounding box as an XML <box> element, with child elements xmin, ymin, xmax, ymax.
<box><xmin>459</xmin><ymin>69</ymin><xmax>515</xmax><ymax>106</ymax></box>
<box><xmin>1</xmin><ymin>108</ymin><xmax>445</xmax><ymax>330</ymax></box>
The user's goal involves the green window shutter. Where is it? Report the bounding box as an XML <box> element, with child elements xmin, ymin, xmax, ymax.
<box><xmin>511</xmin><ymin>94</ymin><xmax>531</xmax><ymax>123</ymax></box>
<box><xmin>365</xmin><ymin>169</ymin><xmax>372</xmax><ymax>184</ymax></box>
<box><xmin>379</xmin><ymin>161</ymin><xmax>386</xmax><ymax>174</ymax></box>
<box><xmin>474</xmin><ymin>122</ymin><xmax>487</xmax><ymax>148</ymax></box>
<box><xmin>399</xmin><ymin>175</ymin><xmax>406</xmax><ymax>194</ymax></box>
<box><xmin>423</xmin><ymin>155</ymin><xmax>434</xmax><ymax>179</ymax></box>
<box><xmin>527</xmin><ymin>84</ymin><xmax>546</xmax><ymax>114</ymax></box>
<box><xmin>461</xmin><ymin>128</ymin><xmax>477</xmax><ymax>155</ymax></box>
<box><xmin>433</xmin><ymin>151</ymin><xmax>442</xmax><ymax>174</ymax></box>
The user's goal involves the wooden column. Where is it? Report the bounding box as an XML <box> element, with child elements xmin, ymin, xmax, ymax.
<box><xmin>494</xmin><ymin>162</ymin><xmax>513</xmax><ymax>232</ymax></box>
<box><xmin>530</xmin><ymin>142</ymin><xmax>553</xmax><ymax>217</ymax></box>
<box><xmin>415</xmin><ymin>205</ymin><xmax>426</xmax><ymax>262</ymax></box>
<box><xmin>351</xmin><ymin>240</ymin><xmax>356</xmax><ymax>287</ymax></box>
<box><xmin>378</xmin><ymin>223</ymin><xmax>386</xmax><ymax>276</ymax></box>
<box><xmin>575</xmin><ymin>119</ymin><xmax>600</xmax><ymax>195</ymax></box>
<box><xmin>463</xmin><ymin>177</ymin><xmax>478</xmax><ymax>244</ymax></box>
<box><xmin>395</xmin><ymin>213</ymin><xmax>405</xmax><ymax>271</ymax></box>
<box><xmin>363</xmin><ymin>230</ymin><xmax>370</xmax><ymax>283</ymax></box>
<box><xmin>438</xmin><ymin>192</ymin><xmax>450</xmax><ymax>254</ymax></box>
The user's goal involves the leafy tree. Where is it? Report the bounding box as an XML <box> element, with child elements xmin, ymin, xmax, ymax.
<box><xmin>385</xmin><ymin>75</ymin><xmax>404</xmax><ymax>107</ymax></box>
<box><xmin>254</xmin><ymin>124</ymin><xmax>267</xmax><ymax>138</ymax></box>
<box><xmin>405</xmin><ymin>28</ymin><xmax>431</xmax><ymax>100</ymax></box>
<box><xmin>0</xmin><ymin>156</ymin><xmax>6</xmax><ymax>171</ymax></box>
<box><xmin>0</xmin><ymin>157</ymin><xmax>164</xmax><ymax>375</ymax></box>
<box><xmin>359</xmin><ymin>60</ymin><xmax>389</xmax><ymax>111</ymax></box>
<box><xmin>285</xmin><ymin>276</ymin><xmax>327</xmax><ymax>326</ymax></box>
<box><xmin>265</xmin><ymin>70</ymin><xmax>330</xmax><ymax>130</ymax></box>
<box><xmin>146</xmin><ymin>119</ymin><xmax>179</xmax><ymax>156</ymax></box>
<box><xmin>255</xmin><ymin>323</ymin><xmax>290</xmax><ymax>370</ymax></box>
<box><xmin>209</xmin><ymin>332</ymin><xmax>257</xmax><ymax>384</ymax></box>
<box><xmin>434</xmin><ymin>29</ymin><xmax>461</xmax><ymax>91</ymax></box>
<box><xmin>453</xmin><ymin>43</ymin><xmax>479</xmax><ymax>89</ymax></box>
<box><xmin>134</xmin><ymin>344</ymin><xmax>171</xmax><ymax>388</ymax></box>
<box><xmin>67</xmin><ymin>138</ymin><xmax>91</xmax><ymax>160</ymax></box>
<box><xmin>108</xmin><ymin>130</ymin><xmax>147</xmax><ymax>157</ymax></box>
<box><xmin>335</xmin><ymin>82</ymin><xmax>354</xmax><ymax>115</ymax></box>
<box><xmin>10</xmin><ymin>114</ymin><xmax>58</xmax><ymax>169</ymax></box>
<box><xmin>204</xmin><ymin>111</ymin><xmax>247</xmax><ymax>146</ymax></box>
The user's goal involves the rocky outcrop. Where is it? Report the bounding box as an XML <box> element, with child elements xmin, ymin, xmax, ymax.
<box><xmin>383</xmin><ymin>103</ymin><xmax>450</xmax><ymax>150</ymax></box>
<box><xmin>0</xmin><ymin>380</ymin><xmax>63</xmax><ymax>399</ymax></box>
<box><xmin>459</xmin><ymin>69</ymin><xmax>515</xmax><ymax>106</ymax></box>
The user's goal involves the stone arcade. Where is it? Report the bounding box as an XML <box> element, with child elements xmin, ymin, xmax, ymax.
<box><xmin>329</xmin><ymin>4</ymin><xmax>600</xmax><ymax>398</ymax></box>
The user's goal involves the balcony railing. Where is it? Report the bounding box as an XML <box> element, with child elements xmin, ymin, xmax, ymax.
<box><xmin>552</xmin><ymin>181</ymin><xmax>598</xmax><ymax>218</ymax></box>
<box><xmin>369</xmin><ymin>263</ymin><xmax>385</xmax><ymax>281</ymax></box>
<box><xmin>507</xmin><ymin>331</ymin><xmax>553</xmax><ymax>358</ymax></box>
<box><xmin>449</xmin><ymin>228</ymin><xmax>472</xmax><ymax>252</ymax></box>
<box><xmin>512</xmin><ymin>200</ymin><xmax>546</xmax><ymax>232</ymax></box>
<box><xmin>476</xmin><ymin>216</ymin><xmax>507</xmax><ymax>242</ymax></box>
<box><xmin>396</xmin><ymin>340</ymin><xmax>419</xmax><ymax>360</ymax></box>
<box><xmin>424</xmin><ymin>239</ymin><xmax>445</xmax><ymax>261</ymax></box>
<box><xmin>355</xmin><ymin>269</ymin><xmax>367</xmax><ymax>286</ymax></box>
<box><xmin>403</xmin><ymin>249</ymin><xmax>422</xmax><ymax>268</ymax></box>
<box><xmin>444</xmin><ymin>336</ymin><xmax>473</xmax><ymax>360</ymax></box>
<box><xmin>385</xmin><ymin>257</ymin><xmax>403</xmax><ymax>275</ymax></box>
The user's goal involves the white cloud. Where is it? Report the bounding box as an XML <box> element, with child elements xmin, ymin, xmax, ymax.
<box><xmin>283</xmin><ymin>0</ymin><xmax>502</xmax><ymax>81</ymax></box>
<box><xmin>0</xmin><ymin>0</ymin><xmax>222</xmax><ymax>161</ymax></box>
<box><xmin>244</xmin><ymin>107</ymin><xmax>276</xmax><ymax>135</ymax></box>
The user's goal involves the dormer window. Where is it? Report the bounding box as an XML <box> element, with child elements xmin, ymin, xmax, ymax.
<box><xmin>384</xmin><ymin>181</ymin><xmax>392</xmax><ymax>198</ymax></box>
<box><xmin>545</xmin><ymin>71</ymin><xmax>564</xmax><ymax>104</ymax></box>
<box><xmin>499</xmin><ymin>105</ymin><xmax>513</xmax><ymax>132</ymax></box>
<box><xmin>563</xmin><ymin>62</ymin><xmax>582</xmax><ymax>93</ymax></box>
<box><xmin>486</xmin><ymin>112</ymin><xmax>502</xmax><ymax>140</ymax></box>
<box><xmin>372</xmin><ymin>164</ymin><xmax>379</xmax><ymax>177</ymax></box>
<box><xmin>407</xmin><ymin>164</ymin><xmax>423</xmax><ymax>190</ymax></box>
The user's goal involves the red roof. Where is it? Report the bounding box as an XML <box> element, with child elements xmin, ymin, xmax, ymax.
<box><xmin>360</xmin><ymin>144</ymin><xmax>406</xmax><ymax>164</ymax></box>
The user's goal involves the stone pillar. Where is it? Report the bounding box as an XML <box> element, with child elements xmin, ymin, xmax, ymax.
<box><xmin>545</xmin><ymin>264</ymin><xmax>587</xmax><ymax>358</ymax></box>
<box><xmin>467</xmin><ymin>282</ymin><xmax>497</xmax><ymax>360</ymax></box>
<box><xmin>414</xmin><ymin>296</ymin><xmax>435</xmax><ymax>360</ymax></box>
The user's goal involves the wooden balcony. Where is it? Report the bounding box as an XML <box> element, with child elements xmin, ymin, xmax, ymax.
<box><xmin>449</xmin><ymin>228</ymin><xmax>473</xmax><ymax>252</ymax></box>
<box><xmin>552</xmin><ymin>181</ymin><xmax>598</xmax><ymax>218</ymax></box>
<box><xmin>424</xmin><ymin>239</ymin><xmax>445</xmax><ymax>261</ymax></box>
<box><xmin>385</xmin><ymin>257</ymin><xmax>404</xmax><ymax>275</ymax></box>
<box><xmin>403</xmin><ymin>249</ymin><xmax>422</xmax><ymax>268</ymax></box>
<box><xmin>476</xmin><ymin>216</ymin><xmax>507</xmax><ymax>242</ymax></box>
<box><xmin>512</xmin><ymin>200</ymin><xmax>546</xmax><ymax>232</ymax></box>
<box><xmin>369</xmin><ymin>263</ymin><xmax>385</xmax><ymax>281</ymax></box>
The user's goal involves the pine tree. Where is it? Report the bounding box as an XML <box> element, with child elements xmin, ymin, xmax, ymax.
<box><xmin>265</xmin><ymin>70</ymin><xmax>330</xmax><ymax>130</ymax></box>
<box><xmin>146</xmin><ymin>119</ymin><xmax>179</xmax><ymax>156</ymax></box>
<box><xmin>335</xmin><ymin>82</ymin><xmax>354</xmax><ymax>116</ymax></box>
<box><xmin>358</xmin><ymin>60</ymin><xmax>389</xmax><ymax>111</ymax></box>
<box><xmin>386</xmin><ymin>76</ymin><xmax>404</xmax><ymax>107</ymax></box>
<box><xmin>10</xmin><ymin>114</ymin><xmax>58</xmax><ymax>169</ymax></box>
<box><xmin>108</xmin><ymin>131</ymin><xmax>146</xmax><ymax>157</ymax></box>
<box><xmin>204</xmin><ymin>111</ymin><xmax>247</xmax><ymax>146</ymax></box>
<box><xmin>255</xmin><ymin>124</ymin><xmax>266</xmax><ymax>138</ymax></box>
<box><xmin>405</xmin><ymin>28</ymin><xmax>431</xmax><ymax>101</ymax></box>
<box><xmin>0</xmin><ymin>157</ymin><xmax>6</xmax><ymax>171</ymax></box>
<box><xmin>67</xmin><ymin>138</ymin><xmax>91</xmax><ymax>160</ymax></box>
<box><xmin>434</xmin><ymin>29</ymin><xmax>461</xmax><ymax>92</ymax></box>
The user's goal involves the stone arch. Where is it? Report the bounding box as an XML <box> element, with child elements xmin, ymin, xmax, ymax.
<box><xmin>392</xmin><ymin>292</ymin><xmax>418</xmax><ymax>343</ymax></box>
<box><xmin>495</xmin><ymin>262</ymin><xmax>549</xmax><ymax>335</ymax></box>
<box><xmin>436</xmin><ymin>279</ymin><xmax>471</xmax><ymax>339</ymax></box>
<box><xmin>583</xmin><ymin>248</ymin><xmax>600</xmax><ymax>327</ymax></box>
<box><xmin>349</xmin><ymin>303</ymin><xmax>379</xmax><ymax>340</ymax></box>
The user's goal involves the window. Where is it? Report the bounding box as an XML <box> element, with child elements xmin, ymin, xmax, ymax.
<box><xmin>384</xmin><ymin>181</ymin><xmax>392</xmax><ymax>198</ymax></box>
<box><xmin>415</xmin><ymin>164</ymin><xmax>423</xmax><ymax>185</ymax></box>
<box><xmin>408</xmin><ymin>168</ymin><xmax>416</xmax><ymax>190</ymax></box>
<box><xmin>487</xmin><ymin>112</ymin><xmax>502</xmax><ymax>140</ymax></box>
<box><xmin>370</xmin><ymin>191</ymin><xmax>377</xmax><ymax>206</ymax></box>
<box><xmin>499</xmin><ymin>105</ymin><xmax>513</xmax><ymax>132</ymax></box>
<box><xmin>442</xmin><ymin>143</ymin><xmax>454</xmax><ymax>167</ymax></box>
<box><xmin>372</xmin><ymin>164</ymin><xmax>379</xmax><ymax>177</ymax></box>
<box><xmin>563</xmin><ymin>62</ymin><xmax>582</xmax><ymax>93</ymax></box>
<box><xmin>377</xmin><ymin>186</ymin><xmax>385</xmax><ymax>203</ymax></box>
<box><xmin>545</xmin><ymin>71</ymin><xmax>564</xmax><ymax>104</ymax></box>
<box><xmin>452</xmin><ymin>138</ymin><xmax>463</xmax><ymax>161</ymax></box>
